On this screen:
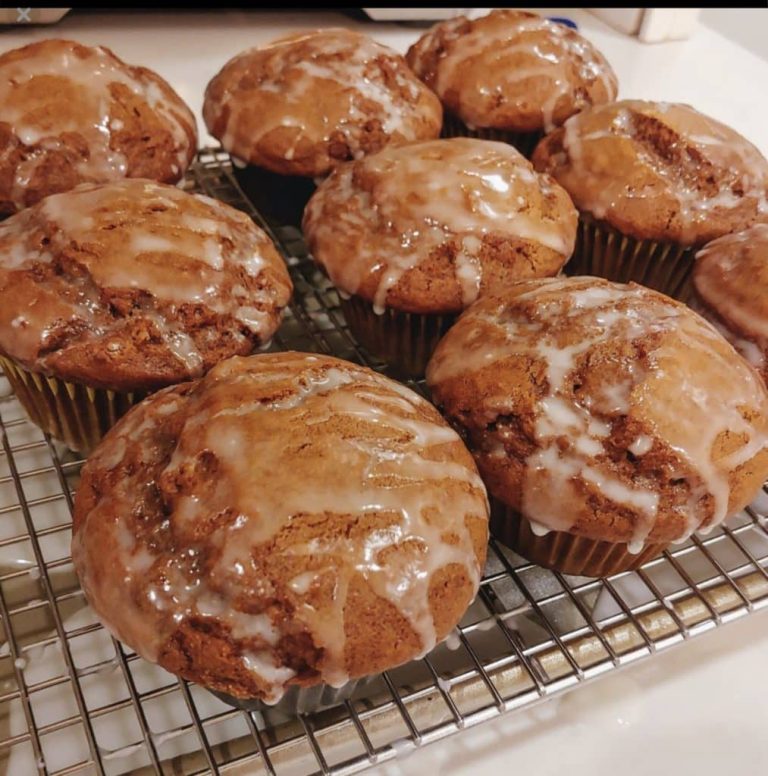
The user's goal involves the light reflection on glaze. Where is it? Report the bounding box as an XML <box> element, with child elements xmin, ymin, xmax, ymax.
<box><xmin>303</xmin><ymin>138</ymin><xmax>577</xmax><ymax>314</ymax></box>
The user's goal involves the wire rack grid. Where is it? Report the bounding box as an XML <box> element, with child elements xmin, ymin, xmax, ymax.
<box><xmin>0</xmin><ymin>148</ymin><xmax>767</xmax><ymax>776</ymax></box>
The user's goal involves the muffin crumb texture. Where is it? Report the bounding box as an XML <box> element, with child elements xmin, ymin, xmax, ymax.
<box><xmin>406</xmin><ymin>9</ymin><xmax>617</xmax><ymax>132</ymax></box>
<box><xmin>427</xmin><ymin>277</ymin><xmax>768</xmax><ymax>552</ymax></box>
<box><xmin>303</xmin><ymin>138</ymin><xmax>577</xmax><ymax>315</ymax></box>
<box><xmin>0</xmin><ymin>39</ymin><xmax>197</xmax><ymax>213</ymax></box>
<box><xmin>0</xmin><ymin>179</ymin><xmax>292</xmax><ymax>392</ymax></box>
<box><xmin>693</xmin><ymin>223</ymin><xmax>768</xmax><ymax>381</ymax></box>
<box><xmin>203</xmin><ymin>28</ymin><xmax>442</xmax><ymax>177</ymax></box>
<box><xmin>72</xmin><ymin>353</ymin><xmax>488</xmax><ymax>703</ymax></box>
<box><xmin>533</xmin><ymin>100</ymin><xmax>768</xmax><ymax>246</ymax></box>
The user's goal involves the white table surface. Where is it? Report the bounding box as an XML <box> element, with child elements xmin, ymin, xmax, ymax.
<box><xmin>2</xmin><ymin>8</ymin><xmax>767</xmax><ymax>776</ymax></box>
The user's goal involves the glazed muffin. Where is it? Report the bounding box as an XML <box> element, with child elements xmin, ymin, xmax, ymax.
<box><xmin>203</xmin><ymin>28</ymin><xmax>442</xmax><ymax>224</ymax></box>
<box><xmin>426</xmin><ymin>277</ymin><xmax>768</xmax><ymax>577</ymax></box>
<box><xmin>303</xmin><ymin>137</ymin><xmax>577</xmax><ymax>375</ymax></box>
<box><xmin>72</xmin><ymin>352</ymin><xmax>489</xmax><ymax>712</ymax></box>
<box><xmin>406</xmin><ymin>9</ymin><xmax>617</xmax><ymax>157</ymax></box>
<box><xmin>692</xmin><ymin>224</ymin><xmax>768</xmax><ymax>383</ymax></box>
<box><xmin>0</xmin><ymin>39</ymin><xmax>197</xmax><ymax>214</ymax></box>
<box><xmin>532</xmin><ymin>100</ymin><xmax>768</xmax><ymax>298</ymax></box>
<box><xmin>0</xmin><ymin>179</ymin><xmax>292</xmax><ymax>452</ymax></box>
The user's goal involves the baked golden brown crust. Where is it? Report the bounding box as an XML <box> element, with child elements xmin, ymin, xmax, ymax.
<box><xmin>0</xmin><ymin>39</ymin><xmax>197</xmax><ymax>214</ymax></box>
<box><xmin>693</xmin><ymin>223</ymin><xmax>768</xmax><ymax>382</ymax></box>
<box><xmin>72</xmin><ymin>352</ymin><xmax>489</xmax><ymax>702</ymax></box>
<box><xmin>426</xmin><ymin>277</ymin><xmax>768</xmax><ymax>550</ymax></box>
<box><xmin>532</xmin><ymin>100</ymin><xmax>768</xmax><ymax>246</ymax></box>
<box><xmin>0</xmin><ymin>179</ymin><xmax>292</xmax><ymax>392</ymax></box>
<box><xmin>406</xmin><ymin>10</ymin><xmax>617</xmax><ymax>133</ymax></box>
<box><xmin>303</xmin><ymin>138</ymin><xmax>577</xmax><ymax>315</ymax></box>
<box><xmin>203</xmin><ymin>28</ymin><xmax>442</xmax><ymax>178</ymax></box>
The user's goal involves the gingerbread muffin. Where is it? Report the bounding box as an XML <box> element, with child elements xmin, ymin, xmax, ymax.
<box><xmin>203</xmin><ymin>28</ymin><xmax>442</xmax><ymax>224</ymax></box>
<box><xmin>692</xmin><ymin>224</ymin><xmax>768</xmax><ymax>383</ymax></box>
<box><xmin>406</xmin><ymin>9</ymin><xmax>617</xmax><ymax>157</ymax></box>
<box><xmin>426</xmin><ymin>277</ymin><xmax>768</xmax><ymax>577</ymax></box>
<box><xmin>0</xmin><ymin>39</ymin><xmax>197</xmax><ymax>214</ymax></box>
<box><xmin>0</xmin><ymin>179</ymin><xmax>292</xmax><ymax>452</ymax></box>
<box><xmin>303</xmin><ymin>138</ymin><xmax>577</xmax><ymax>375</ymax></box>
<box><xmin>72</xmin><ymin>352</ymin><xmax>489</xmax><ymax>712</ymax></box>
<box><xmin>532</xmin><ymin>100</ymin><xmax>768</xmax><ymax>298</ymax></box>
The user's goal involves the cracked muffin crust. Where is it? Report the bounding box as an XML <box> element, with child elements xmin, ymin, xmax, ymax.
<box><xmin>0</xmin><ymin>179</ymin><xmax>292</xmax><ymax>392</ymax></box>
<box><xmin>692</xmin><ymin>223</ymin><xmax>768</xmax><ymax>383</ymax></box>
<box><xmin>0</xmin><ymin>39</ymin><xmax>197</xmax><ymax>214</ymax></box>
<box><xmin>72</xmin><ymin>352</ymin><xmax>489</xmax><ymax>704</ymax></box>
<box><xmin>203</xmin><ymin>28</ymin><xmax>442</xmax><ymax>178</ymax></box>
<box><xmin>532</xmin><ymin>100</ymin><xmax>768</xmax><ymax>246</ymax></box>
<box><xmin>406</xmin><ymin>9</ymin><xmax>617</xmax><ymax>134</ymax></box>
<box><xmin>426</xmin><ymin>277</ymin><xmax>768</xmax><ymax>565</ymax></box>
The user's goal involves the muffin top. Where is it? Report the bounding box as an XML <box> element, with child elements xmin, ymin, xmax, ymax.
<box><xmin>427</xmin><ymin>277</ymin><xmax>768</xmax><ymax>551</ymax></box>
<box><xmin>203</xmin><ymin>28</ymin><xmax>443</xmax><ymax>178</ymax></box>
<box><xmin>0</xmin><ymin>39</ymin><xmax>197</xmax><ymax>214</ymax></box>
<box><xmin>72</xmin><ymin>352</ymin><xmax>489</xmax><ymax>702</ymax></box>
<box><xmin>303</xmin><ymin>138</ymin><xmax>577</xmax><ymax>314</ymax></box>
<box><xmin>406</xmin><ymin>9</ymin><xmax>617</xmax><ymax>133</ymax></box>
<box><xmin>532</xmin><ymin>100</ymin><xmax>768</xmax><ymax>246</ymax></box>
<box><xmin>693</xmin><ymin>223</ymin><xmax>768</xmax><ymax>372</ymax></box>
<box><xmin>0</xmin><ymin>179</ymin><xmax>292</xmax><ymax>392</ymax></box>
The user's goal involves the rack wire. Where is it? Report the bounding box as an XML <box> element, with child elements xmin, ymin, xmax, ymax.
<box><xmin>1</xmin><ymin>148</ymin><xmax>767</xmax><ymax>776</ymax></box>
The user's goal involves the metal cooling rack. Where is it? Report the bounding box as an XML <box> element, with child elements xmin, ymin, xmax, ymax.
<box><xmin>1</xmin><ymin>148</ymin><xmax>767</xmax><ymax>776</ymax></box>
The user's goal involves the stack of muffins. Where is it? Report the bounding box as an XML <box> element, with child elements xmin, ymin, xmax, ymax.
<box><xmin>2</xmin><ymin>8</ymin><xmax>767</xmax><ymax>715</ymax></box>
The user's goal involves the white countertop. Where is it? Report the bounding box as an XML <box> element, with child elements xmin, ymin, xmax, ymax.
<box><xmin>2</xmin><ymin>9</ymin><xmax>767</xmax><ymax>776</ymax></box>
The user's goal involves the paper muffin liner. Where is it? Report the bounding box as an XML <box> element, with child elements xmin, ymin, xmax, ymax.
<box><xmin>210</xmin><ymin>675</ymin><xmax>373</xmax><ymax>717</ymax></box>
<box><xmin>490</xmin><ymin>499</ymin><xmax>668</xmax><ymax>577</ymax></box>
<box><xmin>568</xmin><ymin>213</ymin><xmax>697</xmax><ymax>300</ymax></box>
<box><xmin>339</xmin><ymin>295</ymin><xmax>457</xmax><ymax>377</ymax></box>
<box><xmin>0</xmin><ymin>356</ymin><xmax>141</xmax><ymax>454</ymax></box>
<box><xmin>441</xmin><ymin>113</ymin><xmax>544</xmax><ymax>159</ymax></box>
<box><xmin>230</xmin><ymin>159</ymin><xmax>317</xmax><ymax>228</ymax></box>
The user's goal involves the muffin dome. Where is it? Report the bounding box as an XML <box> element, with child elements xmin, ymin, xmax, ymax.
<box><xmin>72</xmin><ymin>352</ymin><xmax>489</xmax><ymax>703</ymax></box>
<box><xmin>532</xmin><ymin>100</ymin><xmax>768</xmax><ymax>246</ymax></box>
<box><xmin>203</xmin><ymin>28</ymin><xmax>442</xmax><ymax>178</ymax></box>
<box><xmin>406</xmin><ymin>10</ymin><xmax>617</xmax><ymax>133</ymax></box>
<box><xmin>0</xmin><ymin>39</ymin><xmax>197</xmax><ymax>214</ymax></box>
<box><xmin>693</xmin><ymin>223</ymin><xmax>768</xmax><ymax>381</ymax></box>
<box><xmin>0</xmin><ymin>179</ymin><xmax>292</xmax><ymax>392</ymax></box>
<box><xmin>427</xmin><ymin>277</ymin><xmax>768</xmax><ymax>552</ymax></box>
<box><xmin>303</xmin><ymin>138</ymin><xmax>577</xmax><ymax>314</ymax></box>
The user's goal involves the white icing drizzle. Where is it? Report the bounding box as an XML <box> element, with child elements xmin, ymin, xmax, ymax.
<box><xmin>204</xmin><ymin>28</ymin><xmax>439</xmax><ymax>170</ymax></box>
<box><xmin>304</xmin><ymin>138</ymin><xmax>576</xmax><ymax>313</ymax></box>
<box><xmin>427</xmin><ymin>277</ymin><xmax>768</xmax><ymax>550</ymax></box>
<box><xmin>692</xmin><ymin>223</ymin><xmax>768</xmax><ymax>374</ymax></box>
<box><xmin>72</xmin><ymin>354</ymin><xmax>488</xmax><ymax>703</ymax></box>
<box><xmin>407</xmin><ymin>10</ymin><xmax>617</xmax><ymax>131</ymax></box>
<box><xmin>552</xmin><ymin>101</ymin><xmax>768</xmax><ymax>245</ymax></box>
<box><xmin>0</xmin><ymin>39</ymin><xmax>196</xmax><ymax>210</ymax></box>
<box><xmin>0</xmin><ymin>179</ymin><xmax>291</xmax><ymax>376</ymax></box>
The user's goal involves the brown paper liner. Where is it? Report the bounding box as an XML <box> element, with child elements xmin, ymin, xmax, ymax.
<box><xmin>230</xmin><ymin>160</ymin><xmax>317</xmax><ymax>228</ymax></box>
<box><xmin>211</xmin><ymin>675</ymin><xmax>372</xmax><ymax>716</ymax></box>
<box><xmin>568</xmin><ymin>213</ymin><xmax>696</xmax><ymax>300</ymax></box>
<box><xmin>339</xmin><ymin>295</ymin><xmax>456</xmax><ymax>377</ymax></box>
<box><xmin>490</xmin><ymin>499</ymin><xmax>668</xmax><ymax>577</ymax></box>
<box><xmin>0</xmin><ymin>357</ymin><xmax>140</xmax><ymax>454</ymax></box>
<box><xmin>441</xmin><ymin>113</ymin><xmax>545</xmax><ymax>159</ymax></box>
